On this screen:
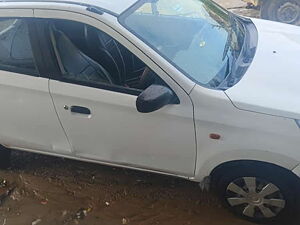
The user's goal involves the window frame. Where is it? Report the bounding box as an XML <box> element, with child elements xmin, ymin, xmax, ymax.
<box><xmin>0</xmin><ymin>17</ymin><xmax>41</xmax><ymax>77</ymax></box>
<box><xmin>35</xmin><ymin>18</ymin><xmax>145</xmax><ymax>96</ymax></box>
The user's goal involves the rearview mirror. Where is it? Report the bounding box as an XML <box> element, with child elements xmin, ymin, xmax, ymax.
<box><xmin>136</xmin><ymin>85</ymin><xmax>177</xmax><ymax>113</ymax></box>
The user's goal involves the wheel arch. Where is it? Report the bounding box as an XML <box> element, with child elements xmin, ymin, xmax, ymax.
<box><xmin>209</xmin><ymin>160</ymin><xmax>300</xmax><ymax>187</ymax></box>
<box><xmin>193</xmin><ymin>149</ymin><xmax>300</xmax><ymax>182</ymax></box>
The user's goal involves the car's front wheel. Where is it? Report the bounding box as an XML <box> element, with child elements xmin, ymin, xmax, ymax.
<box><xmin>260</xmin><ymin>0</ymin><xmax>300</xmax><ymax>25</ymax></box>
<box><xmin>215</xmin><ymin>163</ymin><xmax>299</xmax><ymax>223</ymax></box>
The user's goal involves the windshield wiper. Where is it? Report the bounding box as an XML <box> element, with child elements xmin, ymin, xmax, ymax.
<box><xmin>222</xmin><ymin>12</ymin><xmax>239</xmax><ymax>60</ymax></box>
<box><xmin>213</xmin><ymin>13</ymin><xmax>244</xmax><ymax>89</ymax></box>
<box><xmin>208</xmin><ymin>54</ymin><xmax>233</xmax><ymax>88</ymax></box>
<box><xmin>208</xmin><ymin>13</ymin><xmax>239</xmax><ymax>88</ymax></box>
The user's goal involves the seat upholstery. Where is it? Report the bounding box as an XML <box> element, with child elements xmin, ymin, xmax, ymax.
<box><xmin>51</xmin><ymin>26</ymin><xmax>113</xmax><ymax>85</ymax></box>
<box><xmin>84</xmin><ymin>25</ymin><xmax>125</xmax><ymax>85</ymax></box>
<box><xmin>84</xmin><ymin>25</ymin><xmax>146</xmax><ymax>85</ymax></box>
<box><xmin>0</xmin><ymin>19</ymin><xmax>36</xmax><ymax>71</ymax></box>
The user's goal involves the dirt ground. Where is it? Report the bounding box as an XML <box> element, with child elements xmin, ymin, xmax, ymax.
<box><xmin>0</xmin><ymin>2</ymin><xmax>292</xmax><ymax>225</ymax></box>
<box><xmin>0</xmin><ymin>151</ymin><xmax>257</xmax><ymax>225</ymax></box>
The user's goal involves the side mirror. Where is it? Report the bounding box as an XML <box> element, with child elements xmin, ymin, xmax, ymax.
<box><xmin>136</xmin><ymin>85</ymin><xmax>177</xmax><ymax>113</ymax></box>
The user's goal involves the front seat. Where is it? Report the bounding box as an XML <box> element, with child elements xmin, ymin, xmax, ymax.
<box><xmin>84</xmin><ymin>25</ymin><xmax>126</xmax><ymax>85</ymax></box>
<box><xmin>84</xmin><ymin>25</ymin><xmax>146</xmax><ymax>86</ymax></box>
<box><xmin>49</xmin><ymin>25</ymin><xmax>114</xmax><ymax>85</ymax></box>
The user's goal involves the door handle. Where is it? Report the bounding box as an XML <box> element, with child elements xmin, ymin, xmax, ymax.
<box><xmin>70</xmin><ymin>106</ymin><xmax>91</xmax><ymax>115</ymax></box>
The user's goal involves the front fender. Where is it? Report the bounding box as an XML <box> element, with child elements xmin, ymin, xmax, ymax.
<box><xmin>190</xmin><ymin>85</ymin><xmax>300</xmax><ymax>183</ymax></box>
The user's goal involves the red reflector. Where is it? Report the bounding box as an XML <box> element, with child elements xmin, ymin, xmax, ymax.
<box><xmin>210</xmin><ymin>133</ymin><xmax>221</xmax><ymax>140</ymax></box>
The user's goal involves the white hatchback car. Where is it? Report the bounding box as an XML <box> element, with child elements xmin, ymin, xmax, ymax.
<box><xmin>0</xmin><ymin>0</ymin><xmax>300</xmax><ymax>222</ymax></box>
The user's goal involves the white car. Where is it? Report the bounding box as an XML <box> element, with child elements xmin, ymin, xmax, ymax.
<box><xmin>0</xmin><ymin>0</ymin><xmax>300</xmax><ymax>222</ymax></box>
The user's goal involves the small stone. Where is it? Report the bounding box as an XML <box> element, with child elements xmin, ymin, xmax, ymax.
<box><xmin>75</xmin><ymin>208</ymin><xmax>91</xmax><ymax>219</ymax></box>
<box><xmin>0</xmin><ymin>179</ymin><xmax>7</xmax><ymax>188</ymax></box>
<box><xmin>41</xmin><ymin>199</ymin><xmax>48</xmax><ymax>205</ymax></box>
<box><xmin>10</xmin><ymin>190</ymin><xmax>21</xmax><ymax>201</ymax></box>
<box><xmin>122</xmin><ymin>218</ymin><xmax>128</xmax><ymax>224</ymax></box>
<box><xmin>62</xmin><ymin>210</ymin><xmax>68</xmax><ymax>217</ymax></box>
<box><xmin>31</xmin><ymin>219</ymin><xmax>42</xmax><ymax>225</ymax></box>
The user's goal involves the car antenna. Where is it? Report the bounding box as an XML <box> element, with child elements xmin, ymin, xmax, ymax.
<box><xmin>86</xmin><ymin>6</ymin><xmax>104</xmax><ymax>15</ymax></box>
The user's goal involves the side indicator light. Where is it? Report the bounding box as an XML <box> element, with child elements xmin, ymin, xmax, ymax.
<box><xmin>210</xmin><ymin>133</ymin><xmax>221</xmax><ymax>140</ymax></box>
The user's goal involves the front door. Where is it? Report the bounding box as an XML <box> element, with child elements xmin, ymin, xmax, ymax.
<box><xmin>45</xmin><ymin>18</ymin><xmax>196</xmax><ymax>176</ymax></box>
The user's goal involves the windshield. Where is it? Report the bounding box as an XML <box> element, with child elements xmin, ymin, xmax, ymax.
<box><xmin>120</xmin><ymin>0</ymin><xmax>245</xmax><ymax>88</ymax></box>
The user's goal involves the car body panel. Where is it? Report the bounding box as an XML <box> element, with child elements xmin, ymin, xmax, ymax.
<box><xmin>190</xmin><ymin>85</ymin><xmax>300</xmax><ymax>181</ymax></box>
<box><xmin>0</xmin><ymin>72</ymin><xmax>71</xmax><ymax>154</ymax></box>
<box><xmin>50</xmin><ymin>79</ymin><xmax>196</xmax><ymax>176</ymax></box>
<box><xmin>0</xmin><ymin>1</ymin><xmax>299</xmax><ymax>183</ymax></box>
<box><xmin>292</xmin><ymin>163</ymin><xmax>300</xmax><ymax>177</ymax></box>
<box><xmin>34</xmin><ymin>8</ymin><xmax>196</xmax><ymax>176</ymax></box>
<box><xmin>0</xmin><ymin>8</ymin><xmax>71</xmax><ymax>154</ymax></box>
<box><xmin>226</xmin><ymin>18</ymin><xmax>300</xmax><ymax>119</ymax></box>
<box><xmin>0</xmin><ymin>0</ymin><xmax>137</xmax><ymax>14</ymax></box>
<box><xmin>0</xmin><ymin>7</ymin><xmax>33</xmax><ymax>17</ymax></box>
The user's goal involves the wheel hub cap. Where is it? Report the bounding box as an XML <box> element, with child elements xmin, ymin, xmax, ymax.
<box><xmin>247</xmin><ymin>194</ymin><xmax>262</xmax><ymax>204</ymax></box>
<box><xmin>277</xmin><ymin>2</ymin><xmax>300</xmax><ymax>24</ymax></box>
<box><xmin>226</xmin><ymin>177</ymin><xmax>286</xmax><ymax>219</ymax></box>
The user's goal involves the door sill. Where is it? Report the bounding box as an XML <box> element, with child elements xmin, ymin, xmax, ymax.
<box><xmin>5</xmin><ymin>145</ymin><xmax>194</xmax><ymax>181</ymax></box>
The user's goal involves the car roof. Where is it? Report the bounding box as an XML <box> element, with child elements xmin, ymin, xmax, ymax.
<box><xmin>0</xmin><ymin>0</ymin><xmax>138</xmax><ymax>15</ymax></box>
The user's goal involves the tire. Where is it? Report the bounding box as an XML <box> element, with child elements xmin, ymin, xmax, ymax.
<box><xmin>260</xmin><ymin>0</ymin><xmax>300</xmax><ymax>25</ymax></box>
<box><xmin>0</xmin><ymin>146</ymin><xmax>11</xmax><ymax>169</ymax></box>
<box><xmin>215</xmin><ymin>163</ymin><xmax>299</xmax><ymax>223</ymax></box>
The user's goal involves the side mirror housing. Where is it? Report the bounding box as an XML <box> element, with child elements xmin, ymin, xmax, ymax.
<box><xmin>136</xmin><ymin>85</ymin><xmax>177</xmax><ymax>113</ymax></box>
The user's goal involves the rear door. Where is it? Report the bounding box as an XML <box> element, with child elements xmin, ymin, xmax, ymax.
<box><xmin>0</xmin><ymin>9</ymin><xmax>71</xmax><ymax>154</ymax></box>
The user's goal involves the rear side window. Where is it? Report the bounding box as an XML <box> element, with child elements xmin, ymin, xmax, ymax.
<box><xmin>0</xmin><ymin>19</ymin><xmax>38</xmax><ymax>76</ymax></box>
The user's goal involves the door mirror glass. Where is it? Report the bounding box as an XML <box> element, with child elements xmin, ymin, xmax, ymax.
<box><xmin>136</xmin><ymin>85</ymin><xmax>177</xmax><ymax>113</ymax></box>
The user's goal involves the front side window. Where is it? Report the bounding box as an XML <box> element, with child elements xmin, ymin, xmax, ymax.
<box><xmin>47</xmin><ymin>19</ymin><xmax>166</xmax><ymax>95</ymax></box>
<box><xmin>120</xmin><ymin>0</ymin><xmax>246</xmax><ymax>88</ymax></box>
<box><xmin>0</xmin><ymin>19</ymin><xmax>38</xmax><ymax>75</ymax></box>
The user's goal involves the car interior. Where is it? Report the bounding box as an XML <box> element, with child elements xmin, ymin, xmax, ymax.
<box><xmin>48</xmin><ymin>19</ymin><xmax>163</xmax><ymax>91</ymax></box>
<box><xmin>122</xmin><ymin>12</ymin><xmax>237</xmax><ymax>86</ymax></box>
<box><xmin>0</xmin><ymin>18</ymin><xmax>163</xmax><ymax>91</ymax></box>
<box><xmin>124</xmin><ymin>14</ymin><xmax>208</xmax><ymax>59</ymax></box>
<box><xmin>0</xmin><ymin>19</ymin><xmax>38</xmax><ymax>75</ymax></box>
